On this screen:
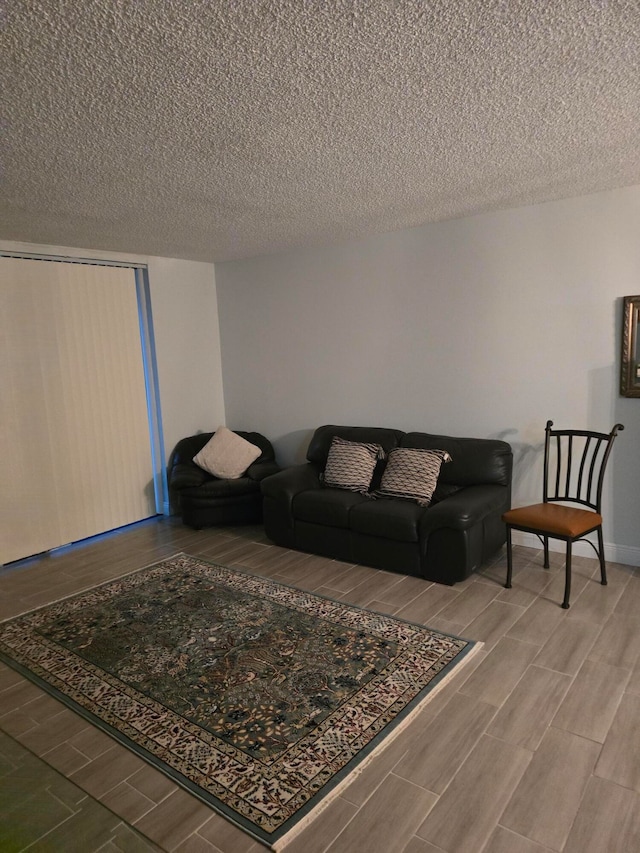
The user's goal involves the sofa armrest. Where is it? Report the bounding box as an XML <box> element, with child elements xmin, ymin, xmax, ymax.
<box><xmin>260</xmin><ymin>463</ymin><xmax>322</xmax><ymax>500</ymax></box>
<box><xmin>420</xmin><ymin>484</ymin><xmax>509</xmax><ymax>532</ymax></box>
<box><xmin>246</xmin><ymin>461</ymin><xmax>281</xmax><ymax>482</ymax></box>
<box><xmin>169</xmin><ymin>463</ymin><xmax>208</xmax><ymax>491</ymax></box>
<box><xmin>261</xmin><ymin>464</ymin><xmax>322</xmax><ymax>546</ymax></box>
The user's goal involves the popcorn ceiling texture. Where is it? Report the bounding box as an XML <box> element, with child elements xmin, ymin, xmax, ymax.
<box><xmin>2</xmin><ymin>0</ymin><xmax>639</xmax><ymax>262</ymax></box>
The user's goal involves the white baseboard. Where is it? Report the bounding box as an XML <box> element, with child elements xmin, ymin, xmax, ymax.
<box><xmin>511</xmin><ymin>532</ymin><xmax>640</xmax><ymax>568</ymax></box>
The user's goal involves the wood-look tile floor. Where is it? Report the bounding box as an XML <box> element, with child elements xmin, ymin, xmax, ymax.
<box><xmin>1</xmin><ymin>518</ymin><xmax>639</xmax><ymax>852</ymax></box>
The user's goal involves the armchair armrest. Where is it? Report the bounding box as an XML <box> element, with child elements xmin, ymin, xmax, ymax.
<box><xmin>169</xmin><ymin>463</ymin><xmax>208</xmax><ymax>491</ymax></box>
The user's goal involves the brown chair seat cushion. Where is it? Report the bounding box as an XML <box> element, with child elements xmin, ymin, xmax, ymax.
<box><xmin>503</xmin><ymin>503</ymin><xmax>602</xmax><ymax>538</ymax></box>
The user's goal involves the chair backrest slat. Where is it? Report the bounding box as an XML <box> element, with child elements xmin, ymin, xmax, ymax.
<box><xmin>576</xmin><ymin>436</ymin><xmax>591</xmax><ymax>501</ymax></box>
<box><xmin>585</xmin><ymin>438</ymin><xmax>603</xmax><ymax>506</ymax></box>
<box><xmin>543</xmin><ymin>421</ymin><xmax>624</xmax><ymax>512</ymax></box>
<box><xmin>554</xmin><ymin>433</ymin><xmax>562</xmax><ymax>498</ymax></box>
<box><xmin>564</xmin><ymin>435</ymin><xmax>573</xmax><ymax>499</ymax></box>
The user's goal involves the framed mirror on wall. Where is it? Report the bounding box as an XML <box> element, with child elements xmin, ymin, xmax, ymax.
<box><xmin>621</xmin><ymin>295</ymin><xmax>640</xmax><ymax>398</ymax></box>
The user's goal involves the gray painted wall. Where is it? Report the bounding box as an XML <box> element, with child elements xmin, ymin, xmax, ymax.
<box><xmin>216</xmin><ymin>185</ymin><xmax>640</xmax><ymax>565</ymax></box>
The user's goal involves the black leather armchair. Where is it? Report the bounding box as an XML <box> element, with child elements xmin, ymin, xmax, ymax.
<box><xmin>168</xmin><ymin>431</ymin><xmax>279</xmax><ymax>528</ymax></box>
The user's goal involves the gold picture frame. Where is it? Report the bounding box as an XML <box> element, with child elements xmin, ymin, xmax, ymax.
<box><xmin>620</xmin><ymin>295</ymin><xmax>640</xmax><ymax>398</ymax></box>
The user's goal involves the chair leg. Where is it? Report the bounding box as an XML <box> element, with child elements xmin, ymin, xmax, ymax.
<box><xmin>505</xmin><ymin>527</ymin><xmax>513</xmax><ymax>589</ymax></box>
<box><xmin>597</xmin><ymin>526</ymin><xmax>608</xmax><ymax>586</ymax></box>
<box><xmin>543</xmin><ymin>535</ymin><xmax>550</xmax><ymax>568</ymax></box>
<box><xmin>562</xmin><ymin>541</ymin><xmax>572</xmax><ymax>609</ymax></box>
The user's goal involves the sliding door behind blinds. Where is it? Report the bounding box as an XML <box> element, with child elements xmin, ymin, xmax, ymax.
<box><xmin>1</xmin><ymin>257</ymin><xmax>156</xmax><ymax>565</ymax></box>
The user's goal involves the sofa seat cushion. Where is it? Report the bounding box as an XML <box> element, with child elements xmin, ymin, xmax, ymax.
<box><xmin>350</xmin><ymin>499</ymin><xmax>424</xmax><ymax>542</ymax></box>
<box><xmin>293</xmin><ymin>488</ymin><xmax>369</xmax><ymax>529</ymax></box>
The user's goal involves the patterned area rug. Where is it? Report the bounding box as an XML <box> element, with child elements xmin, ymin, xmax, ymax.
<box><xmin>0</xmin><ymin>553</ymin><xmax>480</xmax><ymax>850</ymax></box>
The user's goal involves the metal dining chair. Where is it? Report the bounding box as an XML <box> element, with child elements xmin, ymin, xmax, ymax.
<box><xmin>503</xmin><ymin>420</ymin><xmax>624</xmax><ymax>609</ymax></box>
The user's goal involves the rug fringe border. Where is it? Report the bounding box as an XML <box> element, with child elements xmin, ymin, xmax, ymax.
<box><xmin>271</xmin><ymin>639</ymin><xmax>483</xmax><ymax>852</ymax></box>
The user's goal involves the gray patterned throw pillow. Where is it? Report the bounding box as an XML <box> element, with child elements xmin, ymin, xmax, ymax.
<box><xmin>323</xmin><ymin>436</ymin><xmax>383</xmax><ymax>494</ymax></box>
<box><xmin>375</xmin><ymin>447</ymin><xmax>452</xmax><ymax>506</ymax></box>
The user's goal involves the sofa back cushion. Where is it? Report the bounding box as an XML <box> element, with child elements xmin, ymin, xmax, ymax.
<box><xmin>401</xmin><ymin>433</ymin><xmax>512</xmax><ymax>487</ymax></box>
<box><xmin>307</xmin><ymin>425</ymin><xmax>405</xmax><ymax>467</ymax></box>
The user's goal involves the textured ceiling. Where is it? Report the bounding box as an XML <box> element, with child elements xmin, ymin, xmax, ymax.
<box><xmin>2</xmin><ymin>0</ymin><xmax>640</xmax><ymax>262</ymax></box>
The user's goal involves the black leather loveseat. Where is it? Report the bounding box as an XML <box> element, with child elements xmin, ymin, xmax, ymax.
<box><xmin>261</xmin><ymin>425</ymin><xmax>513</xmax><ymax>585</ymax></box>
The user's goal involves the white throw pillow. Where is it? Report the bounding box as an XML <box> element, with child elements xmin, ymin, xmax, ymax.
<box><xmin>192</xmin><ymin>427</ymin><xmax>261</xmax><ymax>479</ymax></box>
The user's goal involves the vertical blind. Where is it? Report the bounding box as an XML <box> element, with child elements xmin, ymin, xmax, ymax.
<box><xmin>1</xmin><ymin>256</ymin><xmax>156</xmax><ymax>565</ymax></box>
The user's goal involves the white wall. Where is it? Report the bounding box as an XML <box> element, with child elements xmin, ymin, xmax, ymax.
<box><xmin>216</xmin><ymin>185</ymin><xmax>640</xmax><ymax>565</ymax></box>
<box><xmin>0</xmin><ymin>240</ymin><xmax>225</xmax><ymax>477</ymax></box>
<box><xmin>144</xmin><ymin>256</ymin><xmax>225</xmax><ymax>460</ymax></box>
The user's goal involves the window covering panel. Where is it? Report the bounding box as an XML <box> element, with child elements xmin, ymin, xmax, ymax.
<box><xmin>1</xmin><ymin>257</ymin><xmax>155</xmax><ymax>564</ymax></box>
